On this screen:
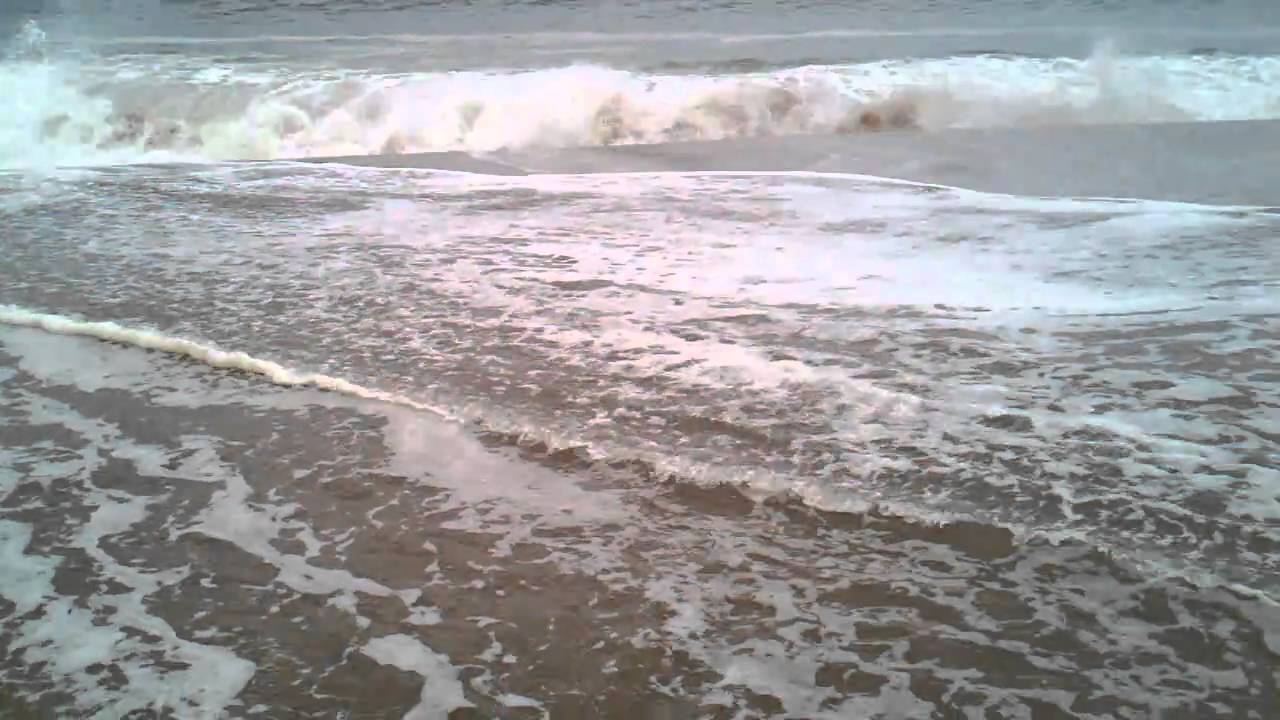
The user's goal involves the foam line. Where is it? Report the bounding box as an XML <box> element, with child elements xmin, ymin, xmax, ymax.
<box><xmin>0</xmin><ymin>305</ymin><xmax>452</xmax><ymax>419</ymax></box>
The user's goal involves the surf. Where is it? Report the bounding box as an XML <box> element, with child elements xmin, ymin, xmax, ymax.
<box><xmin>4</xmin><ymin>22</ymin><xmax>1280</xmax><ymax>169</ymax></box>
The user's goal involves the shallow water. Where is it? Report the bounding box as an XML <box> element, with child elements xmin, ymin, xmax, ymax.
<box><xmin>2</xmin><ymin>1</ymin><xmax>1279</xmax><ymax>718</ymax></box>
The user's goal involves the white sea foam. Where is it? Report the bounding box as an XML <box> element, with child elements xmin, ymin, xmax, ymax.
<box><xmin>361</xmin><ymin>635</ymin><xmax>473</xmax><ymax>720</ymax></box>
<box><xmin>3</xmin><ymin>22</ymin><xmax>1279</xmax><ymax>168</ymax></box>
<box><xmin>0</xmin><ymin>522</ymin><xmax>59</xmax><ymax>618</ymax></box>
<box><xmin>0</xmin><ymin>413</ymin><xmax>257</xmax><ymax>717</ymax></box>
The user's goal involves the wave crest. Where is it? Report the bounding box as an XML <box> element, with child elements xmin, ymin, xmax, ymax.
<box><xmin>3</xmin><ymin>25</ymin><xmax>1279</xmax><ymax>168</ymax></box>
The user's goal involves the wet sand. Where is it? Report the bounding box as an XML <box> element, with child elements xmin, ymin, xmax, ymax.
<box><xmin>302</xmin><ymin>119</ymin><xmax>1280</xmax><ymax>206</ymax></box>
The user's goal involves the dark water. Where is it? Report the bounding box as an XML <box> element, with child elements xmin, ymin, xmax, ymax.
<box><xmin>1</xmin><ymin>1</ymin><xmax>1279</xmax><ymax>718</ymax></box>
<box><xmin>8</xmin><ymin>0</ymin><xmax>1280</xmax><ymax>70</ymax></box>
<box><xmin>11</xmin><ymin>0</ymin><xmax>1280</xmax><ymax>36</ymax></box>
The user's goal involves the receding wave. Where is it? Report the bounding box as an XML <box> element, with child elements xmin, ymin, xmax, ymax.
<box><xmin>6</xmin><ymin>303</ymin><xmax>1278</xmax><ymax>612</ymax></box>
<box><xmin>0</xmin><ymin>303</ymin><xmax>957</xmax><ymax>523</ymax></box>
<box><xmin>3</xmin><ymin>22</ymin><xmax>1279</xmax><ymax>168</ymax></box>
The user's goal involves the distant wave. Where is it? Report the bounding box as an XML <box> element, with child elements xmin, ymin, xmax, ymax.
<box><xmin>3</xmin><ymin>22</ymin><xmax>1279</xmax><ymax>168</ymax></box>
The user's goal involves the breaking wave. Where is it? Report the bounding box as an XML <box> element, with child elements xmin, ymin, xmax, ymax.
<box><xmin>3</xmin><ymin>22</ymin><xmax>1280</xmax><ymax>168</ymax></box>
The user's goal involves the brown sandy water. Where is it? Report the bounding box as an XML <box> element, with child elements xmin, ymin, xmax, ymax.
<box><xmin>4</xmin><ymin>1</ymin><xmax>1280</xmax><ymax>711</ymax></box>
<box><xmin>1</xmin><ymin>328</ymin><xmax>1277</xmax><ymax>719</ymax></box>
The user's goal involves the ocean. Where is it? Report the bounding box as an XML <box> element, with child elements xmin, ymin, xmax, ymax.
<box><xmin>1</xmin><ymin>1</ymin><xmax>1278</xmax><ymax>718</ymax></box>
